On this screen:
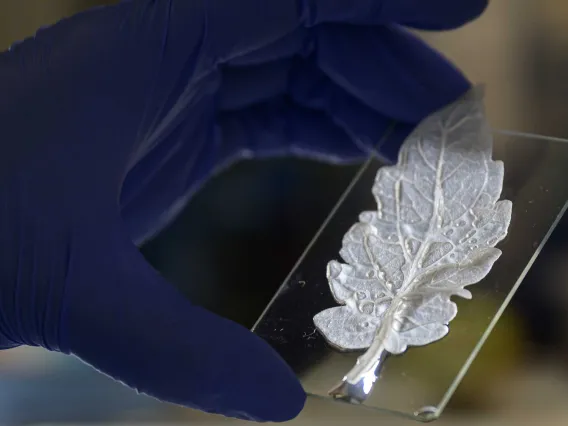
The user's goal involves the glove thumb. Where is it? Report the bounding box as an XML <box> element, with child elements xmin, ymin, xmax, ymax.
<box><xmin>59</xmin><ymin>221</ymin><xmax>305</xmax><ymax>422</ymax></box>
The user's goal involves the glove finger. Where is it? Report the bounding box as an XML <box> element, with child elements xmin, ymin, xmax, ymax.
<box><xmin>380</xmin><ymin>0</ymin><xmax>488</xmax><ymax>30</ymax></box>
<box><xmin>314</xmin><ymin>24</ymin><xmax>471</xmax><ymax>123</ymax></box>
<box><xmin>120</xmin><ymin>94</ymin><xmax>219</xmax><ymax>245</ymax></box>
<box><xmin>121</xmin><ymin>99</ymin><xmax>368</xmax><ymax>244</ymax></box>
<box><xmin>59</xmin><ymin>222</ymin><xmax>305</xmax><ymax>422</ymax></box>
<box><xmin>120</xmin><ymin>95</ymin><xmax>409</xmax><ymax>244</ymax></box>
<box><xmin>227</xmin><ymin>31</ymin><xmax>307</xmax><ymax>67</ymax></box>
<box><xmin>222</xmin><ymin>0</ymin><xmax>487</xmax><ymax>66</ymax></box>
<box><xmin>288</xmin><ymin>58</ymin><xmax>415</xmax><ymax>162</ymax></box>
<box><xmin>166</xmin><ymin>0</ymin><xmax>487</xmax><ymax>67</ymax></box>
<box><xmin>218</xmin><ymin>23</ymin><xmax>470</xmax><ymax>127</ymax></box>
<box><xmin>218</xmin><ymin>96</ymin><xmax>410</xmax><ymax>163</ymax></box>
<box><xmin>294</xmin><ymin>0</ymin><xmax>488</xmax><ymax>29</ymax></box>
<box><xmin>218</xmin><ymin>61</ymin><xmax>293</xmax><ymax>111</ymax></box>
<box><xmin>217</xmin><ymin>57</ymin><xmax>413</xmax><ymax>161</ymax></box>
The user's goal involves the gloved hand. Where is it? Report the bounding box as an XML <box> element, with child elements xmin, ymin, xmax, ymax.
<box><xmin>0</xmin><ymin>0</ymin><xmax>486</xmax><ymax>422</ymax></box>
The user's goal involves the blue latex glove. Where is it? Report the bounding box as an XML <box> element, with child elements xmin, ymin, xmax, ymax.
<box><xmin>0</xmin><ymin>0</ymin><xmax>486</xmax><ymax>422</ymax></box>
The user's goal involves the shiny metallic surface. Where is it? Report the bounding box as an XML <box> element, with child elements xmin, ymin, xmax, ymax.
<box><xmin>313</xmin><ymin>87</ymin><xmax>512</xmax><ymax>402</ymax></box>
<box><xmin>328</xmin><ymin>347</ymin><xmax>389</xmax><ymax>404</ymax></box>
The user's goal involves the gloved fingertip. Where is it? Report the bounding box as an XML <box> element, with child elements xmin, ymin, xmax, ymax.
<box><xmin>384</xmin><ymin>0</ymin><xmax>489</xmax><ymax>30</ymax></box>
<box><xmin>226</xmin><ymin>369</ymin><xmax>306</xmax><ymax>423</ymax></box>
<box><xmin>59</xmin><ymin>223</ymin><xmax>306</xmax><ymax>423</ymax></box>
<box><xmin>186</xmin><ymin>307</ymin><xmax>306</xmax><ymax>422</ymax></box>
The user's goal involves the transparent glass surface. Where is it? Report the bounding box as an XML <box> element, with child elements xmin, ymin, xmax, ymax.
<box><xmin>253</xmin><ymin>130</ymin><xmax>568</xmax><ymax>422</ymax></box>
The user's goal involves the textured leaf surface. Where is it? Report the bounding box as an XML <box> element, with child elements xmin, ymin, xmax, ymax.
<box><xmin>314</xmin><ymin>87</ymin><xmax>512</xmax><ymax>358</ymax></box>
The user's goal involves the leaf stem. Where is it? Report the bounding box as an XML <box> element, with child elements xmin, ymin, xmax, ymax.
<box><xmin>327</xmin><ymin>301</ymin><xmax>399</xmax><ymax>402</ymax></box>
<box><xmin>328</xmin><ymin>341</ymin><xmax>389</xmax><ymax>403</ymax></box>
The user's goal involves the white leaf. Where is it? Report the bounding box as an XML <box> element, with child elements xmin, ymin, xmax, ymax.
<box><xmin>385</xmin><ymin>294</ymin><xmax>457</xmax><ymax>354</ymax></box>
<box><xmin>326</xmin><ymin>260</ymin><xmax>391</xmax><ymax>305</ymax></box>
<box><xmin>414</xmin><ymin>247</ymin><xmax>502</xmax><ymax>297</ymax></box>
<box><xmin>313</xmin><ymin>306</ymin><xmax>381</xmax><ymax>351</ymax></box>
<box><xmin>313</xmin><ymin>86</ymin><xmax>513</xmax><ymax>396</ymax></box>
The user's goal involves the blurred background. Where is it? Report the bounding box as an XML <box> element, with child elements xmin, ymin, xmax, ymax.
<box><xmin>2</xmin><ymin>0</ymin><xmax>568</xmax><ymax>425</ymax></box>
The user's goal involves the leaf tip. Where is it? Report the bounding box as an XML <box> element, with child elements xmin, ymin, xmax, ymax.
<box><xmin>456</xmin><ymin>288</ymin><xmax>473</xmax><ymax>299</ymax></box>
<box><xmin>326</xmin><ymin>260</ymin><xmax>342</xmax><ymax>279</ymax></box>
<box><xmin>486</xmin><ymin>247</ymin><xmax>503</xmax><ymax>262</ymax></box>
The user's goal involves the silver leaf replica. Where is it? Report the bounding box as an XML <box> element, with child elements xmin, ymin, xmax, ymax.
<box><xmin>313</xmin><ymin>87</ymin><xmax>512</xmax><ymax>403</ymax></box>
